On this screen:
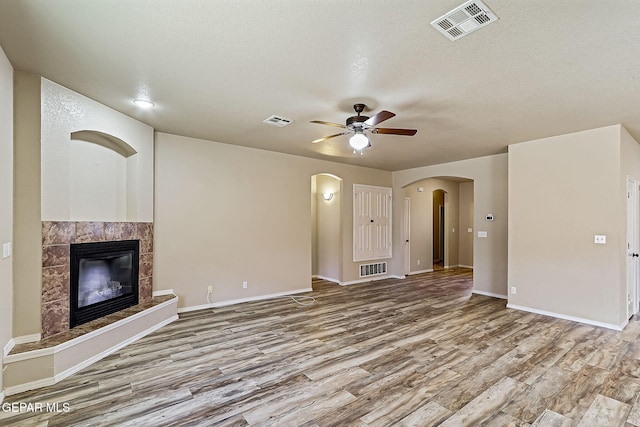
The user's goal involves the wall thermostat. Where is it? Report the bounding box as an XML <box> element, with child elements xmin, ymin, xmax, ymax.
<box><xmin>486</xmin><ymin>214</ymin><xmax>494</xmax><ymax>221</ymax></box>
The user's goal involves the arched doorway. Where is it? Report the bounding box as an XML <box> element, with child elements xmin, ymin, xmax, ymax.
<box><xmin>311</xmin><ymin>174</ymin><xmax>342</xmax><ymax>283</ymax></box>
<box><xmin>402</xmin><ymin>177</ymin><xmax>474</xmax><ymax>274</ymax></box>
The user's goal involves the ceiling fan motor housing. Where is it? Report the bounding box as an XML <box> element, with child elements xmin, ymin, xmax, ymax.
<box><xmin>346</xmin><ymin>115</ymin><xmax>369</xmax><ymax>129</ymax></box>
<box><xmin>309</xmin><ymin>102</ymin><xmax>417</xmax><ymax>145</ymax></box>
<box><xmin>347</xmin><ymin>103</ymin><xmax>369</xmax><ymax>130</ymax></box>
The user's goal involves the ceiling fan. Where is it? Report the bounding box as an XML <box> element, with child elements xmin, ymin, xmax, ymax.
<box><xmin>310</xmin><ymin>103</ymin><xmax>417</xmax><ymax>152</ymax></box>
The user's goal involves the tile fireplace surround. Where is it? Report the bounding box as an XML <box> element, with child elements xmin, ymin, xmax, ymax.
<box><xmin>41</xmin><ymin>221</ymin><xmax>154</xmax><ymax>338</ymax></box>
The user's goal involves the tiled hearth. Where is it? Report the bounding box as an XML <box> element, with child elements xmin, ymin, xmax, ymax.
<box><xmin>41</xmin><ymin>221</ymin><xmax>154</xmax><ymax>338</ymax></box>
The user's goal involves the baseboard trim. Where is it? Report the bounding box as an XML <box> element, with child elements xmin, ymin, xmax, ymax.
<box><xmin>153</xmin><ymin>289</ymin><xmax>175</xmax><ymax>297</ymax></box>
<box><xmin>53</xmin><ymin>316</ymin><xmax>178</xmax><ymax>383</ymax></box>
<box><xmin>178</xmin><ymin>288</ymin><xmax>314</xmax><ymax>313</ymax></box>
<box><xmin>3</xmin><ymin>333</ymin><xmax>42</xmax><ymax>358</ymax></box>
<box><xmin>4</xmin><ymin>296</ymin><xmax>178</xmax><ymax>364</ymax></box>
<box><xmin>3</xmin><ymin>338</ymin><xmax>14</xmax><ymax>358</ymax></box>
<box><xmin>13</xmin><ymin>334</ymin><xmax>41</xmax><ymax>345</ymax></box>
<box><xmin>506</xmin><ymin>303</ymin><xmax>625</xmax><ymax>331</ymax></box>
<box><xmin>407</xmin><ymin>269</ymin><xmax>434</xmax><ymax>275</ymax></box>
<box><xmin>3</xmin><ymin>333</ymin><xmax>43</xmax><ymax>358</ymax></box>
<box><xmin>340</xmin><ymin>275</ymin><xmax>394</xmax><ymax>286</ymax></box>
<box><xmin>314</xmin><ymin>275</ymin><xmax>339</xmax><ymax>283</ymax></box>
<box><xmin>473</xmin><ymin>290</ymin><xmax>508</xmax><ymax>300</ymax></box>
<box><xmin>4</xmin><ymin>315</ymin><xmax>178</xmax><ymax>397</ymax></box>
<box><xmin>459</xmin><ymin>265</ymin><xmax>474</xmax><ymax>269</ymax></box>
<box><xmin>389</xmin><ymin>275</ymin><xmax>406</xmax><ymax>279</ymax></box>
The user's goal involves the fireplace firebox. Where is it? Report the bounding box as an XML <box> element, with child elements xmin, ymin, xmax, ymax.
<box><xmin>70</xmin><ymin>240</ymin><xmax>139</xmax><ymax>327</ymax></box>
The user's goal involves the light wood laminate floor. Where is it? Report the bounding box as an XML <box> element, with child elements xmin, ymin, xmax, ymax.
<box><xmin>2</xmin><ymin>268</ymin><xmax>640</xmax><ymax>426</ymax></box>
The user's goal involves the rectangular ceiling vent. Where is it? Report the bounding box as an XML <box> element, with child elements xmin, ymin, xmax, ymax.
<box><xmin>262</xmin><ymin>115</ymin><xmax>293</xmax><ymax>127</ymax></box>
<box><xmin>431</xmin><ymin>0</ymin><xmax>498</xmax><ymax>41</ymax></box>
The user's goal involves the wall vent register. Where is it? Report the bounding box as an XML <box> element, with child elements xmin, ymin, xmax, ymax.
<box><xmin>359</xmin><ymin>262</ymin><xmax>388</xmax><ymax>278</ymax></box>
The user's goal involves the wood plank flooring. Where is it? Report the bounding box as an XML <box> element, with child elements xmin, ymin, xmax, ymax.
<box><xmin>2</xmin><ymin>268</ymin><xmax>640</xmax><ymax>426</ymax></box>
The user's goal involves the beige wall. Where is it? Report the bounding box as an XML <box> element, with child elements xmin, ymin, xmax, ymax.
<box><xmin>315</xmin><ymin>174</ymin><xmax>342</xmax><ymax>282</ymax></box>
<box><xmin>508</xmin><ymin>125</ymin><xmax>630</xmax><ymax>327</ymax></box>
<box><xmin>0</xmin><ymin>45</ymin><xmax>13</xmax><ymax>396</ymax></box>
<box><xmin>154</xmin><ymin>133</ymin><xmax>391</xmax><ymax>308</ymax></box>
<box><xmin>403</xmin><ymin>179</ymin><xmax>461</xmax><ymax>272</ymax></box>
<box><xmin>40</xmin><ymin>78</ymin><xmax>154</xmax><ymax>222</ymax></box>
<box><xmin>393</xmin><ymin>154</ymin><xmax>508</xmax><ymax>297</ymax></box>
<box><xmin>13</xmin><ymin>72</ymin><xmax>42</xmax><ymax>336</ymax></box>
<box><xmin>459</xmin><ymin>182</ymin><xmax>474</xmax><ymax>268</ymax></box>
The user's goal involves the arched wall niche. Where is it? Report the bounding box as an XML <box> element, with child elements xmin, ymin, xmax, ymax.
<box><xmin>70</xmin><ymin>130</ymin><xmax>138</xmax><ymax>158</ymax></box>
<box><xmin>68</xmin><ymin>130</ymin><xmax>138</xmax><ymax>222</ymax></box>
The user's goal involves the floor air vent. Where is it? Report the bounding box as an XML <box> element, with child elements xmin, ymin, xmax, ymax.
<box><xmin>431</xmin><ymin>0</ymin><xmax>498</xmax><ymax>41</ymax></box>
<box><xmin>359</xmin><ymin>262</ymin><xmax>387</xmax><ymax>278</ymax></box>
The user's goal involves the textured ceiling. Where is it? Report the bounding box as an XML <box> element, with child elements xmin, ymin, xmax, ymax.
<box><xmin>1</xmin><ymin>0</ymin><xmax>640</xmax><ymax>171</ymax></box>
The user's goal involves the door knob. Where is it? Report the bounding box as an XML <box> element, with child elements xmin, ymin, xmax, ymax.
<box><xmin>634</xmin><ymin>253</ymin><xmax>639</xmax><ymax>257</ymax></box>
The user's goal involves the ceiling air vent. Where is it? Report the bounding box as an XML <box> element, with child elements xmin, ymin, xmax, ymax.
<box><xmin>431</xmin><ymin>0</ymin><xmax>498</xmax><ymax>41</ymax></box>
<box><xmin>262</xmin><ymin>115</ymin><xmax>293</xmax><ymax>127</ymax></box>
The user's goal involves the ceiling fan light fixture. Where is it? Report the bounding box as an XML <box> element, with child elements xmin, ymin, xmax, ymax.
<box><xmin>349</xmin><ymin>132</ymin><xmax>369</xmax><ymax>150</ymax></box>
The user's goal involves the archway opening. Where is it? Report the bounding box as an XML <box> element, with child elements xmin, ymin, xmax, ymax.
<box><xmin>402</xmin><ymin>177</ymin><xmax>474</xmax><ymax>275</ymax></box>
<box><xmin>311</xmin><ymin>174</ymin><xmax>343</xmax><ymax>283</ymax></box>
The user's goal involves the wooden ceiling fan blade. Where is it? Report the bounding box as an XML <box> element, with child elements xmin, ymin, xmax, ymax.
<box><xmin>311</xmin><ymin>132</ymin><xmax>349</xmax><ymax>144</ymax></box>
<box><xmin>310</xmin><ymin>120</ymin><xmax>347</xmax><ymax>128</ymax></box>
<box><xmin>373</xmin><ymin>127</ymin><xmax>417</xmax><ymax>136</ymax></box>
<box><xmin>364</xmin><ymin>110</ymin><xmax>395</xmax><ymax>126</ymax></box>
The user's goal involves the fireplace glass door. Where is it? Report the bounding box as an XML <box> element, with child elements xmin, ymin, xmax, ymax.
<box><xmin>70</xmin><ymin>240</ymin><xmax>139</xmax><ymax>327</ymax></box>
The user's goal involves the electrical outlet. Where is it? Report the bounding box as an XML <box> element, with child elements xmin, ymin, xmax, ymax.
<box><xmin>207</xmin><ymin>285</ymin><xmax>213</xmax><ymax>294</ymax></box>
<box><xmin>417</xmin><ymin>259</ymin><xmax>421</xmax><ymax>266</ymax></box>
<box><xmin>243</xmin><ymin>281</ymin><xmax>248</xmax><ymax>289</ymax></box>
<box><xmin>511</xmin><ymin>286</ymin><xmax>517</xmax><ymax>295</ymax></box>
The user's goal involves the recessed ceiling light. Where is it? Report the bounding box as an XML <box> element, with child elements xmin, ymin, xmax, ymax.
<box><xmin>133</xmin><ymin>98</ymin><xmax>155</xmax><ymax>109</ymax></box>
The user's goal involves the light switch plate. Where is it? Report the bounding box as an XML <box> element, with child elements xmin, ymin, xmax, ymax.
<box><xmin>594</xmin><ymin>235</ymin><xmax>606</xmax><ymax>244</ymax></box>
<box><xmin>478</xmin><ymin>231</ymin><xmax>488</xmax><ymax>238</ymax></box>
<box><xmin>2</xmin><ymin>242</ymin><xmax>11</xmax><ymax>259</ymax></box>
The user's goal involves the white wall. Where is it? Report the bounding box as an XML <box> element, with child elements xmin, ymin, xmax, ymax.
<box><xmin>392</xmin><ymin>154</ymin><xmax>508</xmax><ymax>297</ymax></box>
<box><xmin>0</xmin><ymin>45</ymin><xmax>13</xmax><ymax>398</ymax></box>
<box><xmin>508</xmin><ymin>125</ymin><xmax>630</xmax><ymax>328</ymax></box>
<box><xmin>154</xmin><ymin>132</ymin><xmax>391</xmax><ymax>309</ymax></box>
<box><xmin>40</xmin><ymin>78</ymin><xmax>154</xmax><ymax>222</ymax></box>
<box><xmin>70</xmin><ymin>141</ymin><xmax>128</xmax><ymax>220</ymax></box>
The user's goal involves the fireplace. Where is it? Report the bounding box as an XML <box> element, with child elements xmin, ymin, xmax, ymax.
<box><xmin>70</xmin><ymin>240</ymin><xmax>140</xmax><ymax>327</ymax></box>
